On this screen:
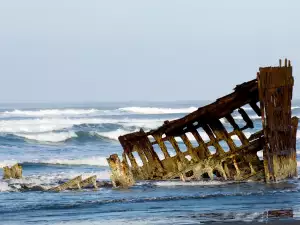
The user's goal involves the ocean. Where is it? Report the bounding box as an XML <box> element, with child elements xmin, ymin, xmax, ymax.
<box><xmin>1</xmin><ymin>101</ymin><xmax>300</xmax><ymax>225</ymax></box>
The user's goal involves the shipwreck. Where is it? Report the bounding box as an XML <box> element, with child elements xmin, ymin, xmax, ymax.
<box><xmin>107</xmin><ymin>59</ymin><xmax>299</xmax><ymax>188</ymax></box>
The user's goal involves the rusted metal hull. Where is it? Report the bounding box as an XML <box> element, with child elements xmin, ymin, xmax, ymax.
<box><xmin>107</xmin><ymin>60</ymin><xmax>298</xmax><ymax>187</ymax></box>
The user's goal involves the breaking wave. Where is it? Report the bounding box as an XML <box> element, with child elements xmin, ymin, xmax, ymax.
<box><xmin>15</xmin><ymin>131</ymin><xmax>78</xmax><ymax>142</ymax></box>
<box><xmin>10</xmin><ymin>129</ymin><xmax>255</xmax><ymax>143</ymax></box>
<box><xmin>0</xmin><ymin>181</ymin><xmax>12</xmax><ymax>192</ymax></box>
<box><xmin>11</xmin><ymin>129</ymin><xmax>133</xmax><ymax>143</ymax></box>
<box><xmin>94</xmin><ymin>129</ymin><xmax>138</xmax><ymax>141</ymax></box>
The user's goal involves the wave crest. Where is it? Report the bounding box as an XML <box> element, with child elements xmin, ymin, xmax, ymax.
<box><xmin>11</xmin><ymin>128</ymin><xmax>133</xmax><ymax>143</ymax></box>
<box><xmin>1</xmin><ymin>108</ymin><xmax>100</xmax><ymax>117</ymax></box>
<box><xmin>0</xmin><ymin>156</ymin><xmax>109</xmax><ymax>168</ymax></box>
<box><xmin>119</xmin><ymin>107</ymin><xmax>197</xmax><ymax>114</ymax></box>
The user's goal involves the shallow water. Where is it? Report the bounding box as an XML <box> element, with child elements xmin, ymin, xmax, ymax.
<box><xmin>1</xmin><ymin>101</ymin><xmax>300</xmax><ymax>224</ymax></box>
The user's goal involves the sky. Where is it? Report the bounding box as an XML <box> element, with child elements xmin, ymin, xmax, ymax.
<box><xmin>0</xmin><ymin>0</ymin><xmax>299</xmax><ymax>103</ymax></box>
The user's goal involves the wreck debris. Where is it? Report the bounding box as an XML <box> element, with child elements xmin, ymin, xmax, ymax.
<box><xmin>50</xmin><ymin>175</ymin><xmax>99</xmax><ymax>191</ymax></box>
<box><xmin>107</xmin><ymin>59</ymin><xmax>298</xmax><ymax>187</ymax></box>
<box><xmin>79</xmin><ymin>175</ymin><xmax>98</xmax><ymax>189</ymax></box>
<box><xmin>17</xmin><ymin>176</ymin><xmax>106</xmax><ymax>192</ymax></box>
<box><xmin>1</xmin><ymin>164</ymin><xmax>105</xmax><ymax>191</ymax></box>
<box><xmin>3</xmin><ymin>164</ymin><xmax>22</xmax><ymax>179</ymax></box>
<box><xmin>107</xmin><ymin>154</ymin><xmax>135</xmax><ymax>187</ymax></box>
<box><xmin>264</xmin><ymin>209</ymin><xmax>293</xmax><ymax>218</ymax></box>
<box><xmin>50</xmin><ymin>175</ymin><xmax>82</xmax><ymax>192</ymax></box>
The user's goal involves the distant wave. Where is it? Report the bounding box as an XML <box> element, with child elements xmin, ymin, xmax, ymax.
<box><xmin>0</xmin><ymin>118</ymin><xmax>166</xmax><ymax>134</ymax></box>
<box><xmin>32</xmin><ymin>156</ymin><xmax>109</xmax><ymax>167</ymax></box>
<box><xmin>119</xmin><ymin>107</ymin><xmax>198</xmax><ymax>114</ymax></box>
<box><xmin>1</xmin><ymin>105</ymin><xmax>300</xmax><ymax>118</ymax></box>
<box><xmin>0</xmin><ymin>156</ymin><xmax>109</xmax><ymax>168</ymax></box>
<box><xmin>9</xmin><ymin>129</ymin><xmax>253</xmax><ymax>143</ymax></box>
<box><xmin>1</xmin><ymin>108</ymin><xmax>101</xmax><ymax>117</ymax></box>
<box><xmin>0</xmin><ymin>106</ymin><xmax>198</xmax><ymax>118</ymax></box>
<box><xmin>232</xmin><ymin>115</ymin><xmax>261</xmax><ymax>120</ymax></box>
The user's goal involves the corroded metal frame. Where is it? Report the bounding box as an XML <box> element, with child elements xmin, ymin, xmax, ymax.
<box><xmin>107</xmin><ymin>60</ymin><xmax>298</xmax><ymax>187</ymax></box>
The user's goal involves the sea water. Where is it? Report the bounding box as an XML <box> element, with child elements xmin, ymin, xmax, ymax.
<box><xmin>1</xmin><ymin>101</ymin><xmax>300</xmax><ymax>224</ymax></box>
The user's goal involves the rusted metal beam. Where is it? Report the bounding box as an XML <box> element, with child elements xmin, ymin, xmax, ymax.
<box><xmin>3</xmin><ymin>164</ymin><xmax>22</xmax><ymax>179</ymax></box>
<box><xmin>258</xmin><ymin>59</ymin><xmax>298</xmax><ymax>182</ymax></box>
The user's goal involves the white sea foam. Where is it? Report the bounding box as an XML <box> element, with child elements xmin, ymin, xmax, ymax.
<box><xmin>95</xmin><ymin>129</ymin><xmax>137</xmax><ymax>141</ymax></box>
<box><xmin>153</xmin><ymin>180</ymin><xmax>226</xmax><ymax>186</ymax></box>
<box><xmin>0</xmin><ymin>181</ymin><xmax>12</xmax><ymax>192</ymax></box>
<box><xmin>119</xmin><ymin>107</ymin><xmax>197</xmax><ymax>114</ymax></box>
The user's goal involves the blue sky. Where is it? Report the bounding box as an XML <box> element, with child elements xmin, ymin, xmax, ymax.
<box><xmin>0</xmin><ymin>0</ymin><xmax>299</xmax><ymax>102</ymax></box>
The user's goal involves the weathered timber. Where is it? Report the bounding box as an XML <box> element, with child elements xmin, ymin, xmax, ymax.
<box><xmin>107</xmin><ymin>59</ymin><xmax>298</xmax><ymax>187</ymax></box>
<box><xmin>3</xmin><ymin>164</ymin><xmax>22</xmax><ymax>179</ymax></box>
